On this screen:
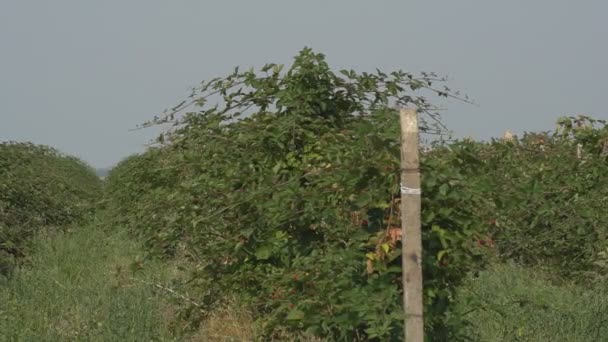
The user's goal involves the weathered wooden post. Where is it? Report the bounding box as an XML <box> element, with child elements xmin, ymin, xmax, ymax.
<box><xmin>400</xmin><ymin>107</ymin><xmax>424</xmax><ymax>341</ymax></box>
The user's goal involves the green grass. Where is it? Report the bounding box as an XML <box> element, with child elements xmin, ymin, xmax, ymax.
<box><xmin>0</xmin><ymin>220</ymin><xmax>177</xmax><ymax>341</ymax></box>
<box><xmin>5</xmin><ymin>221</ymin><xmax>608</xmax><ymax>342</ymax></box>
<box><xmin>451</xmin><ymin>263</ymin><xmax>608</xmax><ymax>341</ymax></box>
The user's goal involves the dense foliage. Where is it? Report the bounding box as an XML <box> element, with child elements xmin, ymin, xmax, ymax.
<box><xmin>105</xmin><ymin>49</ymin><xmax>490</xmax><ymax>341</ymax></box>
<box><xmin>0</xmin><ymin>142</ymin><xmax>101</xmax><ymax>275</ymax></box>
<box><xmin>104</xmin><ymin>48</ymin><xmax>608</xmax><ymax>340</ymax></box>
<box><xmin>451</xmin><ymin>116</ymin><xmax>608</xmax><ymax>280</ymax></box>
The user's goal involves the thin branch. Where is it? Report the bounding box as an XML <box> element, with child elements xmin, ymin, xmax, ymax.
<box><xmin>129</xmin><ymin>277</ymin><xmax>206</xmax><ymax>312</ymax></box>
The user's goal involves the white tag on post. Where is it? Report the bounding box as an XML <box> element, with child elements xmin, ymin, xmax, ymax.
<box><xmin>400</xmin><ymin>184</ymin><xmax>421</xmax><ymax>195</ymax></box>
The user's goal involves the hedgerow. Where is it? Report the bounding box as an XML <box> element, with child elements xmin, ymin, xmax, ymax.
<box><xmin>0</xmin><ymin>141</ymin><xmax>101</xmax><ymax>275</ymax></box>
<box><xmin>104</xmin><ymin>48</ymin><xmax>608</xmax><ymax>340</ymax></box>
<box><xmin>105</xmin><ymin>48</ymin><xmax>492</xmax><ymax>340</ymax></box>
<box><xmin>453</xmin><ymin>116</ymin><xmax>608</xmax><ymax>280</ymax></box>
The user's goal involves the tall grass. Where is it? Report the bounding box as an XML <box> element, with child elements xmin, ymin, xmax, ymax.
<box><xmin>0</xmin><ymin>221</ymin><xmax>176</xmax><ymax>341</ymax></box>
<box><xmin>451</xmin><ymin>263</ymin><xmax>608</xmax><ymax>341</ymax></box>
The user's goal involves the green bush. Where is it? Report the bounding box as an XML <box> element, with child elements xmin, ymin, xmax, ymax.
<box><xmin>105</xmin><ymin>49</ymin><xmax>491</xmax><ymax>340</ymax></box>
<box><xmin>104</xmin><ymin>48</ymin><xmax>608</xmax><ymax>340</ymax></box>
<box><xmin>0</xmin><ymin>141</ymin><xmax>101</xmax><ymax>274</ymax></box>
<box><xmin>451</xmin><ymin>117</ymin><xmax>608</xmax><ymax>279</ymax></box>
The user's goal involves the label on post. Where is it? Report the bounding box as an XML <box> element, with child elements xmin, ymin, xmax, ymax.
<box><xmin>400</xmin><ymin>184</ymin><xmax>421</xmax><ymax>195</ymax></box>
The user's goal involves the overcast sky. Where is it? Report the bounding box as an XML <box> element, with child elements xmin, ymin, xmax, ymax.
<box><xmin>1</xmin><ymin>1</ymin><xmax>606</xmax><ymax>168</ymax></box>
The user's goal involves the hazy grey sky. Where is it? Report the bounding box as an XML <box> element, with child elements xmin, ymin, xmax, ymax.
<box><xmin>1</xmin><ymin>1</ymin><xmax>606</xmax><ymax>167</ymax></box>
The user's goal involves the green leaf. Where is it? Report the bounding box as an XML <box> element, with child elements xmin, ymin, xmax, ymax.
<box><xmin>381</xmin><ymin>243</ymin><xmax>390</xmax><ymax>253</ymax></box>
<box><xmin>287</xmin><ymin>309</ymin><xmax>305</xmax><ymax>321</ymax></box>
<box><xmin>437</xmin><ymin>250</ymin><xmax>448</xmax><ymax>262</ymax></box>
<box><xmin>255</xmin><ymin>246</ymin><xmax>272</xmax><ymax>260</ymax></box>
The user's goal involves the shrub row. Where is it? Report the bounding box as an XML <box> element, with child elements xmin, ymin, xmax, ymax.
<box><xmin>0</xmin><ymin>141</ymin><xmax>101</xmax><ymax>275</ymax></box>
<box><xmin>457</xmin><ymin>116</ymin><xmax>608</xmax><ymax>280</ymax></box>
<box><xmin>104</xmin><ymin>49</ymin><xmax>608</xmax><ymax>340</ymax></box>
<box><xmin>104</xmin><ymin>49</ymin><xmax>493</xmax><ymax>341</ymax></box>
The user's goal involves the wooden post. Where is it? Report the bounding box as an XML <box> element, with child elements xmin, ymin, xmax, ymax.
<box><xmin>400</xmin><ymin>107</ymin><xmax>424</xmax><ymax>342</ymax></box>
